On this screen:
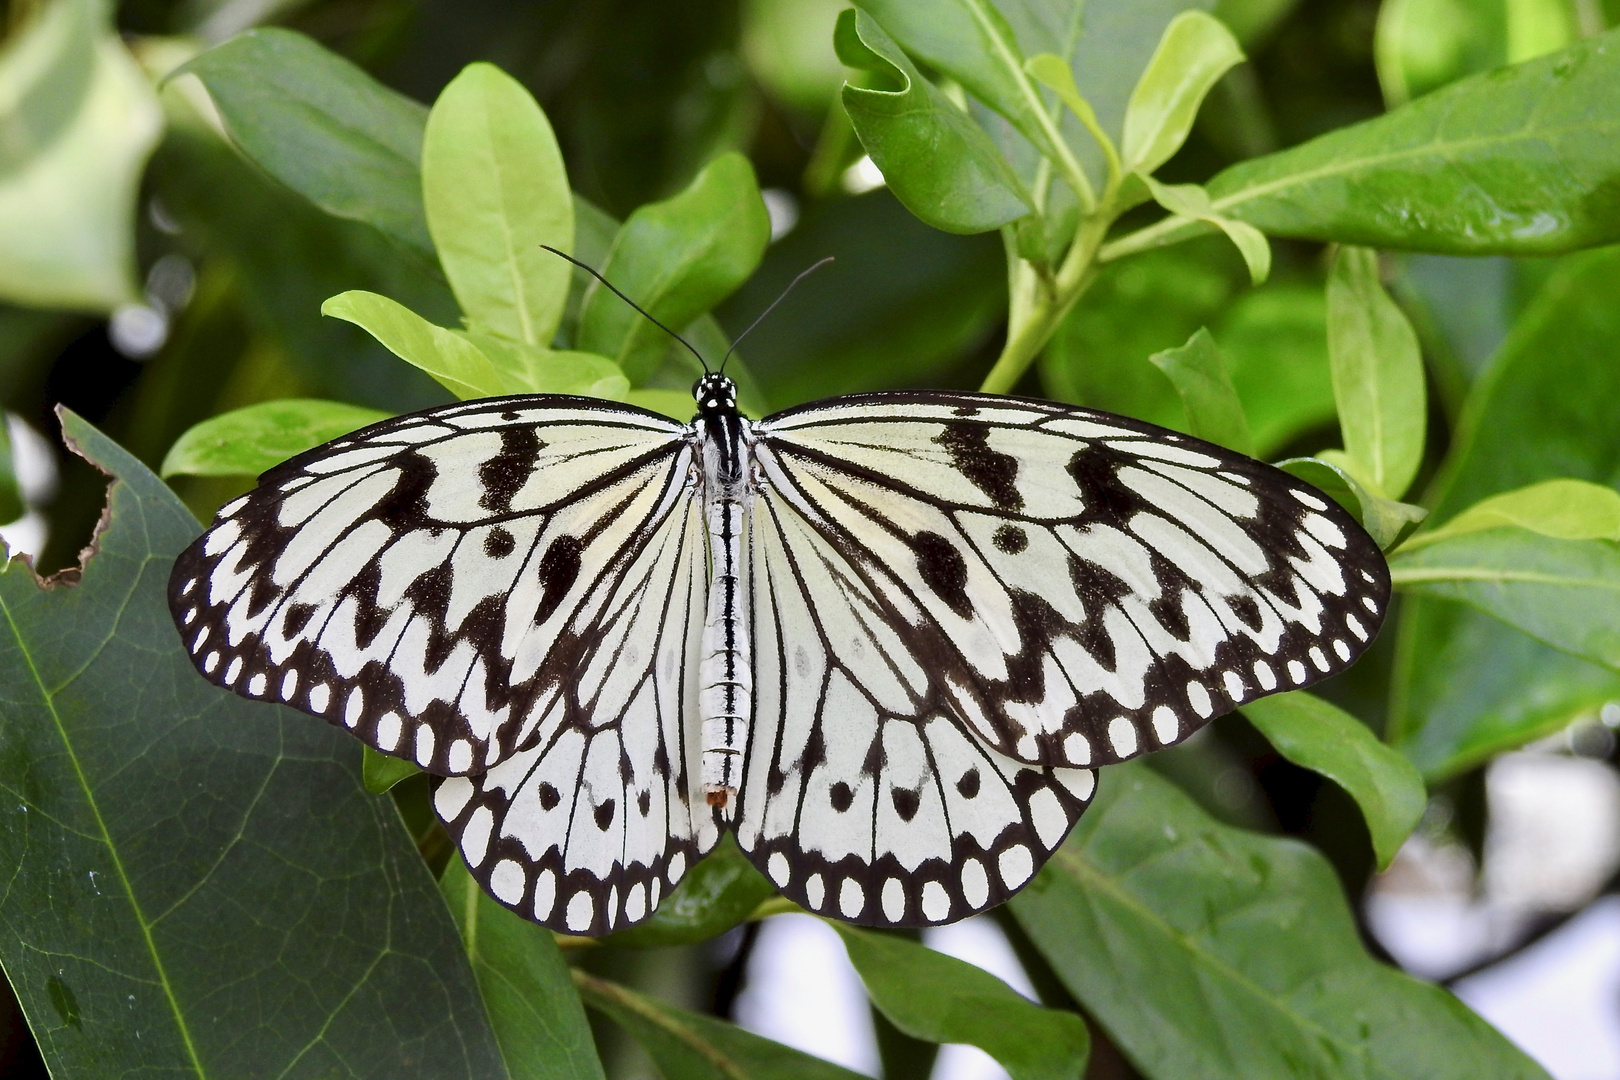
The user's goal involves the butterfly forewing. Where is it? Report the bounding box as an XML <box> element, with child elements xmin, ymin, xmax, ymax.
<box><xmin>752</xmin><ymin>392</ymin><xmax>1389</xmax><ymax>771</ymax></box>
<box><xmin>168</xmin><ymin>396</ymin><xmax>689</xmax><ymax>777</ymax></box>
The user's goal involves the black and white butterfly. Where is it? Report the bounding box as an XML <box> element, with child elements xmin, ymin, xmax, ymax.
<box><xmin>169</xmin><ymin>372</ymin><xmax>1387</xmax><ymax>935</ymax></box>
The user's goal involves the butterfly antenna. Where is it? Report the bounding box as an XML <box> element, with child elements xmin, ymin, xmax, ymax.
<box><xmin>720</xmin><ymin>256</ymin><xmax>834</xmax><ymax>371</ymax></box>
<box><xmin>539</xmin><ymin>245</ymin><xmax>710</xmax><ymax>372</ymax></box>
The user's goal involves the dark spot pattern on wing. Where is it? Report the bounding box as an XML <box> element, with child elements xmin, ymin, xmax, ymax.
<box><xmin>935</xmin><ymin>422</ymin><xmax>1022</xmax><ymax>509</ymax></box>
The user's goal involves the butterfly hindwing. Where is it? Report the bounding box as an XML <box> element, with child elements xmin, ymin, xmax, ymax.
<box><xmin>168</xmin><ymin>395</ymin><xmax>689</xmax><ymax>777</ymax></box>
<box><xmin>752</xmin><ymin>392</ymin><xmax>1389</xmax><ymax>771</ymax></box>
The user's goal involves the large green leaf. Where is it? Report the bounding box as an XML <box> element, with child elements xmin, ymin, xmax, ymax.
<box><xmin>1241</xmin><ymin>691</ymin><xmax>1426</xmax><ymax>869</ymax></box>
<box><xmin>1012</xmin><ymin>764</ymin><xmax>1549</xmax><ymax>1080</ymax></box>
<box><xmin>577</xmin><ymin>969</ymin><xmax>865</xmax><ymax>1080</ymax></box>
<box><xmin>422</xmin><ymin>62</ymin><xmax>574</xmax><ymax>347</ymax></box>
<box><xmin>1388</xmin><ymin>246</ymin><xmax>1620</xmax><ymax>777</ymax></box>
<box><xmin>1390</xmin><ymin>531</ymin><xmax>1620</xmax><ymax>672</ymax></box>
<box><xmin>831</xmin><ymin>922</ymin><xmax>1090</xmax><ymax>1080</ymax></box>
<box><xmin>160</xmin><ymin>399</ymin><xmax>392</xmax><ymax>479</ymax></box>
<box><xmin>441</xmin><ymin>857</ymin><xmax>604</xmax><ymax>1080</ymax></box>
<box><xmin>576</xmin><ymin>152</ymin><xmax>770</xmax><ymax>383</ymax></box>
<box><xmin>835</xmin><ymin>10</ymin><xmax>1033</xmax><ymax>234</ymax></box>
<box><xmin>178</xmin><ymin>28</ymin><xmax>434</xmax><ymax>258</ymax></box>
<box><xmin>1105</xmin><ymin>29</ymin><xmax>1620</xmax><ymax>256</ymax></box>
<box><xmin>0</xmin><ymin>411</ymin><xmax>504</xmax><ymax>1078</ymax></box>
<box><xmin>1147</xmin><ymin>327</ymin><xmax>1252</xmax><ymax>453</ymax></box>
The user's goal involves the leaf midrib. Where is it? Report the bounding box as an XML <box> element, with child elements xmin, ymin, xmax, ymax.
<box><xmin>0</xmin><ymin>588</ymin><xmax>209</xmax><ymax>1078</ymax></box>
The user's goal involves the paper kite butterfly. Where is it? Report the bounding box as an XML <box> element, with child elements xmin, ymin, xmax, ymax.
<box><xmin>169</xmin><ymin>299</ymin><xmax>1387</xmax><ymax>938</ymax></box>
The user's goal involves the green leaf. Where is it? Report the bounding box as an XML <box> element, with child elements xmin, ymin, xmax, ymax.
<box><xmin>1241</xmin><ymin>691</ymin><xmax>1427</xmax><ymax>869</ymax></box>
<box><xmin>1326</xmin><ymin>246</ymin><xmax>1426</xmax><ymax>500</ymax></box>
<box><xmin>324</xmin><ymin>289</ymin><xmax>515</xmax><ymax>399</ymax></box>
<box><xmin>603</xmin><ymin>838</ymin><xmax>777</xmax><ymax>948</ymax></box>
<box><xmin>160</xmin><ymin>398</ymin><xmax>393</xmax><ymax>478</ymax></box>
<box><xmin>577</xmin><ymin>152</ymin><xmax>770</xmax><ymax>383</ymax></box>
<box><xmin>1148</xmin><ymin>327</ymin><xmax>1253</xmax><ymax>453</ymax></box>
<box><xmin>1276</xmin><ymin>456</ymin><xmax>1428</xmax><ymax>550</ymax></box>
<box><xmin>1401</xmin><ymin>478</ymin><xmax>1620</xmax><ymax>551</ymax></box>
<box><xmin>0</xmin><ymin>0</ymin><xmax>159</xmax><ymax>312</ymax></box>
<box><xmin>1121</xmin><ymin>11</ymin><xmax>1245</xmax><ymax>175</ymax></box>
<box><xmin>178</xmin><ymin>28</ymin><xmax>434</xmax><ymax>257</ymax></box>
<box><xmin>423</xmin><ymin>62</ymin><xmax>574</xmax><ymax>347</ymax></box>
<box><xmin>1106</xmin><ymin>28</ymin><xmax>1620</xmax><ymax>256</ymax></box>
<box><xmin>460</xmin><ymin>333</ymin><xmax>630</xmax><ymax>399</ymax></box>
<box><xmin>577</xmin><ymin>968</ymin><xmax>866</xmax><ymax>1080</ymax></box>
<box><xmin>442</xmin><ymin>856</ymin><xmax>605</xmax><ymax>1080</ymax></box>
<box><xmin>1024</xmin><ymin>53</ymin><xmax>1118</xmax><ymax>177</ymax></box>
<box><xmin>855</xmin><ymin>0</ymin><xmax>1063</xmax><ymax>168</ymax></box>
<box><xmin>1388</xmin><ymin>246</ymin><xmax>1620</xmax><ymax>777</ymax></box>
<box><xmin>1219</xmin><ymin>282</ymin><xmax>1338</xmax><ymax>456</ymax></box>
<box><xmin>835</xmin><ymin>10</ymin><xmax>1033</xmax><ymax>234</ymax></box>
<box><xmin>1013</xmin><ymin>764</ymin><xmax>1550</xmax><ymax>1080</ymax></box>
<box><xmin>363</xmin><ymin>745</ymin><xmax>421</xmax><ymax>794</ymax></box>
<box><xmin>1141</xmin><ymin>175</ymin><xmax>1271</xmax><ymax>284</ymax></box>
<box><xmin>0</xmin><ymin>410</ymin><xmax>504</xmax><ymax>1078</ymax></box>
<box><xmin>831</xmin><ymin>922</ymin><xmax>1090</xmax><ymax>1080</ymax></box>
<box><xmin>1389</xmin><ymin>531</ymin><xmax>1620</xmax><ymax>672</ymax></box>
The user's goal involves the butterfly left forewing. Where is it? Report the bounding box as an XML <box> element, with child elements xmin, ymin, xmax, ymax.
<box><xmin>752</xmin><ymin>393</ymin><xmax>1389</xmax><ymax>770</ymax></box>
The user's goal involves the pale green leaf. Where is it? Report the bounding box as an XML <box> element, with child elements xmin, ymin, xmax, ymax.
<box><xmin>160</xmin><ymin>398</ymin><xmax>392</xmax><ymax>478</ymax></box>
<box><xmin>362</xmin><ymin>745</ymin><xmax>420</xmax><ymax>794</ymax></box>
<box><xmin>1142</xmin><ymin>175</ymin><xmax>1271</xmax><ymax>283</ymax></box>
<box><xmin>323</xmin><ymin>289</ymin><xmax>515</xmax><ymax>399</ymax></box>
<box><xmin>423</xmin><ymin>62</ymin><xmax>574</xmax><ymax>347</ymax></box>
<box><xmin>1122</xmin><ymin>11</ymin><xmax>1245</xmax><ymax>175</ymax></box>
<box><xmin>1400</xmin><ymin>478</ymin><xmax>1620</xmax><ymax>552</ymax></box>
<box><xmin>459</xmin><ymin>333</ymin><xmax>629</xmax><ymax>399</ymax></box>
<box><xmin>1327</xmin><ymin>246</ymin><xmax>1426</xmax><ymax>499</ymax></box>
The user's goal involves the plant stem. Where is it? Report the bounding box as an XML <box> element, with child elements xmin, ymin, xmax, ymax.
<box><xmin>979</xmin><ymin>210</ymin><xmax>1109</xmax><ymax>394</ymax></box>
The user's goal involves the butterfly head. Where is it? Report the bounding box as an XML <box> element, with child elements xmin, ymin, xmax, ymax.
<box><xmin>692</xmin><ymin>373</ymin><xmax>738</xmax><ymax>415</ymax></box>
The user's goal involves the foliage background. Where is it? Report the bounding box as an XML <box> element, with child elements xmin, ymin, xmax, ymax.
<box><xmin>0</xmin><ymin>0</ymin><xmax>1617</xmax><ymax>1078</ymax></box>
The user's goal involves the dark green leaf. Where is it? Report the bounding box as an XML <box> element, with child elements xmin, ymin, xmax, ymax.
<box><xmin>1276</xmin><ymin>456</ymin><xmax>1427</xmax><ymax>549</ymax></box>
<box><xmin>1013</xmin><ymin>764</ymin><xmax>1549</xmax><ymax>1080</ymax></box>
<box><xmin>1388</xmin><ymin>245</ymin><xmax>1620</xmax><ymax>777</ymax></box>
<box><xmin>1218</xmin><ymin>282</ymin><xmax>1337</xmax><ymax>456</ymax></box>
<box><xmin>1107</xmin><ymin>29</ymin><xmax>1620</xmax><ymax>255</ymax></box>
<box><xmin>442</xmin><ymin>856</ymin><xmax>605</xmax><ymax>1080</ymax></box>
<box><xmin>423</xmin><ymin>62</ymin><xmax>574</xmax><ymax>346</ymax></box>
<box><xmin>177</xmin><ymin>28</ymin><xmax>434</xmax><ymax>257</ymax></box>
<box><xmin>576</xmin><ymin>152</ymin><xmax>769</xmax><ymax>383</ymax></box>
<box><xmin>1389</xmin><ymin>531</ymin><xmax>1620</xmax><ymax>672</ymax></box>
<box><xmin>1241</xmin><ymin>691</ymin><xmax>1426</xmax><ymax>869</ymax></box>
<box><xmin>578</xmin><ymin>969</ymin><xmax>866</xmax><ymax>1080</ymax></box>
<box><xmin>835</xmin><ymin>9</ymin><xmax>1034</xmax><ymax>234</ymax></box>
<box><xmin>1327</xmin><ymin>246</ymin><xmax>1426</xmax><ymax>500</ymax></box>
<box><xmin>0</xmin><ymin>410</ymin><xmax>504</xmax><ymax>1078</ymax></box>
<box><xmin>831</xmin><ymin>922</ymin><xmax>1090</xmax><ymax>1080</ymax></box>
<box><xmin>0</xmin><ymin>419</ymin><xmax>23</xmax><ymax>523</ymax></box>
<box><xmin>160</xmin><ymin>398</ymin><xmax>392</xmax><ymax>478</ymax></box>
<box><xmin>1148</xmin><ymin>327</ymin><xmax>1252</xmax><ymax>453</ymax></box>
<box><xmin>603</xmin><ymin>838</ymin><xmax>776</xmax><ymax>948</ymax></box>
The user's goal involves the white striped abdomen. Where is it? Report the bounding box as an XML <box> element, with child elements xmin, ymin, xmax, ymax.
<box><xmin>699</xmin><ymin>494</ymin><xmax>750</xmax><ymax>809</ymax></box>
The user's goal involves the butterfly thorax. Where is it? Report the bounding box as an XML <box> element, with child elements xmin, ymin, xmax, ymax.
<box><xmin>691</xmin><ymin>373</ymin><xmax>753</xmax><ymax>811</ymax></box>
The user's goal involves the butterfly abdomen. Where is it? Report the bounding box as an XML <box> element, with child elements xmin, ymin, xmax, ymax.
<box><xmin>697</xmin><ymin>404</ymin><xmax>753</xmax><ymax>809</ymax></box>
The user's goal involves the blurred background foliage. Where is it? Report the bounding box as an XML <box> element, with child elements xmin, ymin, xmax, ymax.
<box><xmin>1</xmin><ymin>0</ymin><xmax>1618</xmax><ymax>1078</ymax></box>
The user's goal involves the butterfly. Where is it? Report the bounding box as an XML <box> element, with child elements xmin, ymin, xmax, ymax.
<box><xmin>168</xmin><ymin>364</ymin><xmax>1388</xmax><ymax>936</ymax></box>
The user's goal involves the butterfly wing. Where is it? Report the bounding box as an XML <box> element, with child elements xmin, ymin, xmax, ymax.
<box><xmin>168</xmin><ymin>395</ymin><xmax>692</xmax><ymax>777</ymax></box>
<box><xmin>734</xmin><ymin>476</ymin><xmax>1096</xmax><ymax>927</ymax></box>
<box><xmin>432</xmin><ymin>472</ymin><xmax>721</xmax><ymax>935</ymax></box>
<box><xmin>749</xmin><ymin>392</ymin><xmax>1389</xmax><ymax>771</ymax></box>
